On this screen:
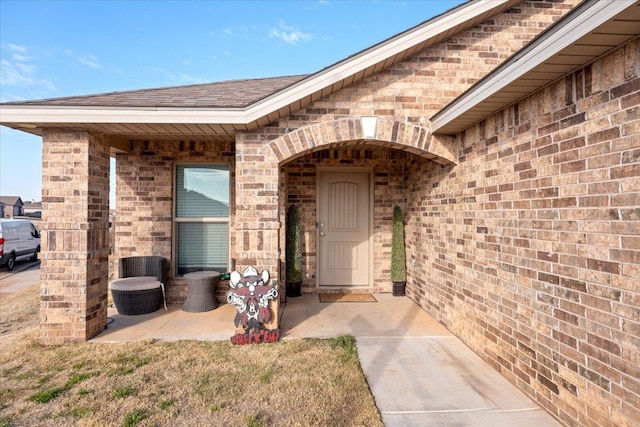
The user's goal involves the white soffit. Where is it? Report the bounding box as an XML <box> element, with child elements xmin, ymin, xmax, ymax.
<box><xmin>431</xmin><ymin>0</ymin><xmax>640</xmax><ymax>135</ymax></box>
<box><xmin>0</xmin><ymin>0</ymin><xmax>515</xmax><ymax>128</ymax></box>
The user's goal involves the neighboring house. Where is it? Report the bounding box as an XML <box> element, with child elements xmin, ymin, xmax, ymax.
<box><xmin>0</xmin><ymin>1</ymin><xmax>638</xmax><ymax>426</ymax></box>
<box><xmin>23</xmin><ymin>201</ymin><xmax>42</xmax><ymax>218</ymax></box>
<box><xmin>0</xmin><ymin>196</ymin><xmax>24</xmax><ymax>218</ymax></box>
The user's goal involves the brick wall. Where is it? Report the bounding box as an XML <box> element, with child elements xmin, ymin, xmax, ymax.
<box><xmin>233</xmin><ymin>134</ymin><xmax>281</xmax><ymax>280</ymax></box>
<box><xmin>241</xmin><ymin>0</ymin><xmax>579</xmax><ymax>294</ymax></box>
<box><xmin>404</xmin><ymin>39</ymin><xmax>640</xmax><ymax>427</ymax></box>
<box><xmin>40</xmin><ymin>130</ymin><xmax>110</xmax><ymax>344</ymax></box>
<box><xmin>278</xmin><ymin>0</ymin><xmax>580</xmax><ymax>129</ymax></box>
<box><xmin>115</xmin><ymin>140</ymin><xmax>235</xmax><ymax>303</ymax></box>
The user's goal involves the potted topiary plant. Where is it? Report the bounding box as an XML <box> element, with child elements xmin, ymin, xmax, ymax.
<box><xmin>285</xmin><ymin>204</ymin><xmax>302</xmax><ymax>297</ymax></box>
<box><xmin>391</xmin><ymin>205</ymin><xmax>407</xmax><ymax>296</ymax></box>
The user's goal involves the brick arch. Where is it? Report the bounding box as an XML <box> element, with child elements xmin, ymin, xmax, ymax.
<box><xmin>267</xmin><ymin>117</ymin><xmax>457</xmax><ymax>165</ymax></box>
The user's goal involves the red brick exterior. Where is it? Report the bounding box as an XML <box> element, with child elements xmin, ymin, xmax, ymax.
<box><xmin>114</xmin><ymin>140</ymin><xmax>235</xmax><ymax>303</ymax></box>
<box><xmin>404</xmin><ymin>39</ymin><xmax>639</xmax><ymax>427</ymax></box>
<box><xmin>40</xmin><ymin>130</ymin><xmax>110</xmax><ymax>343</ymax></box>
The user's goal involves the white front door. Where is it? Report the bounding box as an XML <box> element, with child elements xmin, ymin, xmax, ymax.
<box><xmin>318</xmin><ymin>171</ymin><xmax>370</xmax><ymax>288</ymax></box>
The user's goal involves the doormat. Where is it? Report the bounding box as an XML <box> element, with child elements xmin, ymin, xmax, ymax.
<box><xmin>319</xmin><ymin>293</ymin><xmax>377</xmax><ymax>303</ymax></box>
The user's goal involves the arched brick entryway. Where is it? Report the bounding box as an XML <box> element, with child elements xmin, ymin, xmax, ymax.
<box><xmin>267</xmin><ymin>117</ymin><xmax>457</xmax><ymax>165</ymax></box>
<box><xmin>275</xmin><ymin>118</ymin><xmax>457</xmax><ymax>294</ymax></box>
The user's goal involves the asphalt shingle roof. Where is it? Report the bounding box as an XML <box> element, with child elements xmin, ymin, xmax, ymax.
<box><xmin>4</xmin><ymin>75</ymin><xmax>309</xmax><ymax>108</ymax></box>
<box><xmin>0</xmin><ymin>196</ymin><xmax>23</xmax><ymax>206</ymax></box>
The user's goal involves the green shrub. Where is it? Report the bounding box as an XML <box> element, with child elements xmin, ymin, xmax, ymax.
<box><xmin>391</xmin><ymin>206</ymin><xmax>407</xmax><ymax>282</ymax></box>
<box><xmin>285</xmin><ymin>205</ymin><xmax>303</xmax><ymax>283</ymax></box>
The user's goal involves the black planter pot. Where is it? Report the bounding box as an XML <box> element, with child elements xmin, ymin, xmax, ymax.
<box><xmin>286</xmin><ymin>281</ymin><xmax>302</xmax><ymax>297</ymax></box>
<box><xmin>392</xmin><ymin>281</ymin><xmax>406</xmax><ymax>296</ymax></box>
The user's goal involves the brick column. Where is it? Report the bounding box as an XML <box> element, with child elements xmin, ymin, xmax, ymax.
<box><xmin>40</xmin><ymin>130</ymin><xmax>110</xmax><ymax>344</ymax></box>
<box><xmin>234</xmin><ymin>134</ymin><xmax>281</xmax><ymax>328</ymax></box>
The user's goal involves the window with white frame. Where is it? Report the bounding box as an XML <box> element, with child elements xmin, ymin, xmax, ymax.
<box><xmin>175</xmin><ymin>164</ymin><xmax>229</xmax><ymax>275</ymax></box>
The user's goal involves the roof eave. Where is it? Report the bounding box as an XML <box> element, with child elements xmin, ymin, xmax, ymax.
<box><xmin>0</xmin><ymin>0</ymin><xmax>518</xmax><ymax>131</ymax></box>
<box><xmin>242</xmin><ymin>0</ymin><xmax>518</xmax><ymax>123</ymax></box>
<box><xmin>0</xmin><ymin>105</ymin><xmax>250</xmax><ymax>126</ymax></box>
<box><xmin>431</xmin><ymin>0</ymin><xmax>640</xmax><ymax>135</ymax></box>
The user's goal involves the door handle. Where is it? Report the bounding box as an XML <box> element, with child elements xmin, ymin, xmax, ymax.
<box><xmin>320</xmin><ymin>231</ymin><xmax>325</xmax><ymax>237</ymax></box>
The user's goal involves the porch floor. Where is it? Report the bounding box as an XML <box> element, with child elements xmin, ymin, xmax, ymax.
<box><xmin>92</xmin><ymin>294</ymin><xmax>561</xmax><ymax>427</ymax></box>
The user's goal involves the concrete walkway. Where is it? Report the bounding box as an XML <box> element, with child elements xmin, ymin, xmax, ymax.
<box><xmin>359</xmin><ymin>337</ymin><xmax>559</xmax><ymax>426</ymax></box>
<box><xmin>94</xmin><ymin>293</ymin><xmax>561</xmax><ymax>426</ymax></box>
<box><xmin>281</xmin><ymin>294</ymin><xmax>561</xmax><ymax>427</ymax></box>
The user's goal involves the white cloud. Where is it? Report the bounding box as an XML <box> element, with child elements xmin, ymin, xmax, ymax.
<box><xmin>0</xmin><ymin>43</ymin><xmax>57</xmax><ymax>93</ymax></box>
<box><xmin>211</xmin><ymin>25</ymin><xmax>251</xmax><ymax>40</ymax></box>
<box><xmin>269</xmin><ymin>20</ymin><xmax>313</xmax><ymax>45</ymax></box>
<box><xmin>153</xmin><ymin>67</ymin><xmax>207</xmax><ymax>85</ymax></box>
<box><xmin>0</xmin><ymin>58</ymin><xmax>56</xmax><ymax>91</ymax></box>
<box><xmin>77</xmin><ymin>54</ymin><xmax>102</xmax><ymax>69</ymax></box>
<box><xmin>14</xmin><ymin>62</ymin><xmax>36</xmax><ymax>75</ymax></box>
<box><xmin>177</xmin><ymin>73</ymin><xmax>206</xmax><ymax>84</ymax></box>
<box><xmin>0</xmin><ymin>93</ymin><xmax>26</xmax><ymax>103</ymax></box>
<box><xmin>64</xmin><ymin>49</ymin><xmax>102</xmax><ymax>69</ymax></box>
<box><xmin>8</xmin><ymin>43</ymin><xmax>27</xmax><ymax>53</ymax></box>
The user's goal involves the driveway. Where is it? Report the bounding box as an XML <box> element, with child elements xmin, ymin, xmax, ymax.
<box><xmin>0</xmin><ymin>260</ymin><xmax>40</xmax><ymax>297</ymax></box>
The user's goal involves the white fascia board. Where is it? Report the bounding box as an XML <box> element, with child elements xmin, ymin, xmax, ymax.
<box><xmin>431</xmin><ymin>0</ymin><xmax>637</xmax><ymax>133</ymax></box>
<box><xmin>0</xmin><ymin>105</ymin><xmax>249</xmax><ymax>125</ymax></box>
<box><xmin>0</xmin><ymin>0</ymin><xmax>512</xmax><ymax>128</ymax></box>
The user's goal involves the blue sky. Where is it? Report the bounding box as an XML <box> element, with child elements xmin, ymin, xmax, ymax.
<box><xmin>1</xmin><ymin>0</ymin><xmax>464</xmax><ymax>206</ymax></box>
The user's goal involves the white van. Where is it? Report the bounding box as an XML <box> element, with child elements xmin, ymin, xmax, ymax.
<box><xmin>0</xmin><ymin>219</ymin><xmax>41</xmax><ymax>271</ymax></box>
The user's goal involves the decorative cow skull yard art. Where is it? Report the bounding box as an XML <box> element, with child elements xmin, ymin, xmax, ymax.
<box><xmin>227</xmin><ymin>266</ymin><xmax>279</xmax><ymax>344</ymax></box>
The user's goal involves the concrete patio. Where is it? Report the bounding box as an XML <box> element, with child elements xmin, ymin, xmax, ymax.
<box><xmin>92</xmin><ymin>293</ymin><xmax>561</xmax><ymax>427</ymax></box>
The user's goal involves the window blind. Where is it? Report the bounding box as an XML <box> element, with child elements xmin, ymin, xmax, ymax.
<box><xmin>175</xmin><ymin>164</ymin><xmax>230</xmax><ymax>275</ymax></box>
<box><xmin>176</xmin><ymin>165</ymin><xmax>229</xmax><ymax>218</ymax></box>
<box><xmin>177</xmin><ymin>222</ymin><xmax>229</xmax><ymax>274</ymax></box>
